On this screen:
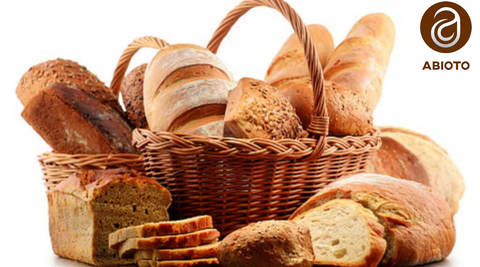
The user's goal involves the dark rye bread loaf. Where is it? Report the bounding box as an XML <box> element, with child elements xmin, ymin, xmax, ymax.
<box><xmin>121</xmin><ymin>64</ymin><xmax>149</xmax><ymax>129</ymax></box>
<box><xmin>21</xmin><ymin>84</ymin><xmax>136</xmax><ymax>154</ymax></box>
<box><xmin>48</xmin><ymin>169</ymin><xmax>172</xmax><ymax>266</ymax></box>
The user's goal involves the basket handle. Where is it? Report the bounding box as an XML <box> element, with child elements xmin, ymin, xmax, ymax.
<box><xmin>110</xmin><ymin>36</ymin><xmax>170</xmax><ymax>97</ymax></box>
<box><xmin>207</xmin><ymin>0</ymin><xmax>329</xmax><ymax>159</ymax></box>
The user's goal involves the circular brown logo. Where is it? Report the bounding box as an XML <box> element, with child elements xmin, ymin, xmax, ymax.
<box><xmin>420</xmin><ymin>1</ymin><xmax>471</xmax><ymax>53</ymax></box>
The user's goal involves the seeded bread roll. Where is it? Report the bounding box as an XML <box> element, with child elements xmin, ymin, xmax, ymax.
<box><xmin>16</xmin><ymin>58</ymin><xmax>123</xmax><ymax>114</ymax></box>
<box><xmin>121</xmin><ymin>64</ymin><xmax>148</xmax><ymax>129</ymax></box>
<box><xmin>291</xmin><ymin>174</ymin><xmax>455</xmax><ymax>266</ymax></box>
<box><xmin>48</xmin><ymin>168</ymin><xmax>172</xmax><ymax>266</ymax></box>
<box><xmin>21</xmin><ymin>84</ymin><xmax>136</xmax><ymax>154</ymax></box>
<box><xmin>217</xmin><ymin>220</ymin><xmax>314</xmax><ymax>267</ymax></box>
<box><xmin>366</xmin><ymin>126</ymin><xmax>465</xmax><ymax>213</ymax></box>
<box><xmin>144</xmin><ymin>44</ymin><xmax>235</xmax><ymax>136</ymax></box>
<box><xmin>224</xmin><ymin>78</ymin><xmax>305</xmax><ymax>139</ymax></box>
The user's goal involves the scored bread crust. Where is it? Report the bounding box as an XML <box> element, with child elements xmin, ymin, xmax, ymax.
<box><xmin>137</xmin><ymin>258</ymin><xmax>220</xmax><ymax>267</ymax></box>
<box><xmin>118</xmin><ymin>229</ymin><xmax>220</xmax><ymax>259</ymax></box>
<box><xmin>109</xmin><ymin>215</ymin><xmax>213</xmax><ymax>249</ymax></box>
<box><xmin>292</xmin><ymin>199</ymin><xmax>386</xmax><ymax>267</ymax></box>
<box><xmin>290</xmin><ymin>173</ymin><xmax>455</xmax><ymax>266</ymax></box>
<box><xmin>134</xmin><ymin>242</ymin><xmax>219</xmax><ymax>261</ymax></box>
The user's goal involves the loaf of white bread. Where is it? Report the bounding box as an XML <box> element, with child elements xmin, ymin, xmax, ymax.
<box><xmin>366</xmin><ymin>126</ymin><xmax>465</xmax><ymax>213</ymax></box>
<box><xmin>48</xmin><ymin>168</ymin><xmax>172</xmax><ymax>266</ymax></box>
<box><xmin>290</xmin><ymin>173</ymin><xmax>455</xmax><ymax>267</ymax></box>
<box><xmin>266</xmin><ymin>14</ymin><xmax>395</xmax><ymax>136</ymax></box>
<box><xmin>143</xmin><ymin>44</ymin><xmax>236</xmax><ymax>136</ymax></box>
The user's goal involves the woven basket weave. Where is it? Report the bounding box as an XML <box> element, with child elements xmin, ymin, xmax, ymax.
<box><xmin>134</xmin><ymin>0</ymin><xmax>380</xmax><ymax>235</ymax></box>
<box><xmin>39</xmin><ymin>36</ymin><xmax>169</xmax><ymax>190</ymax></box>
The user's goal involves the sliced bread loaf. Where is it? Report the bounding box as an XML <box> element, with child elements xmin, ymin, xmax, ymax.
<box><xmin>134</xmin><ymin>242</ymin><xmax>219</xmax><ymax>261</ymax></box>
<box><xmin>118</xmin><ymin>229</ymin><xmax>220</xmax><ymax>259</ymax></box>
<box><xmin>109</xmin><ymin>215</ymin><xmax>213</xmax><ymax>249</ymax></box>
<box><xmin>292</xmin><ymin>199</ymin><xmax>386</xmax><ymax>267</ymax></box>
<box><xmin>137</xmin><ymin>258</ymin><xmax>220</xmax><ymax>267</ymax></box>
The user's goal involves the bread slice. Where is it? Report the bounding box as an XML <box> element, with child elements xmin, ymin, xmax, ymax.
<box><xmin>292</xmin><ymin>199</ymin><xmax>386</xmax><ymax>267</ymax></box>
<box><xmin>118</xmin><ymin>229</ymin><xmax>220</xmax><ymax>259</ymax></box>
<box><xmin>137</xmin><ymin>258</ymin><xmax>220</xmax><ymax>267</ymax></box>
<box><xmin>109</xmin><ymin>215</ymin><xmax>213</xmax><ymax>250</ymax></box>
<box><xmin>134</xmin><ymin>242</ymin><xmax>219</xmax><ymax>261</ymax></box>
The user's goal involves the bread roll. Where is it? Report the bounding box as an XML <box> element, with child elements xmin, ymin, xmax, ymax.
<box><xmin>265</xmin><ymin>24</ymin><xmax>334</xmax><ymax>127</ymax></box>
<box><xmin>48</xmin><ymin>168</ymin><xmax>171</xmax><ymax>266</ymax></box>
<box><xmin>224</xmin><ymin>78</ymin><xmax>305</xmax><ymax>139</ymax></box>
<box><xmin>291</xmin><ymin>173</ymin><xmax>455</xmax><ymax>266</ymax></box>
<box><xmin>366</xmin><ymin>126</ymin><xmax>465</xmax><ymax>213</ymax></box>
<box><xmin>121</xmin><ymin>64</ymin><xmax>148</xmax><ymax>129</ymax></box>
<box><xmin>21</xmin><ymin>84</ymin><xmax>136</xmax><ymax>154</ymax></box>
<box><xmin>143</xmin><ymin>44</ymin><xmax>235</xmax><ymax>136</ymax></box>
<box><xmin>217</xmin><ymin>220</ymin><xmax>314</xmax><ymax>267</ymax></box>
<box><xmin>16</xmin><ymin>58</ymin><xmax>123</xmax><ymax>114</ymax></box>
<box><xmin>266</xmin><ymin>14</ymin><xmax>395</xmax><ymax>136</ymax></box>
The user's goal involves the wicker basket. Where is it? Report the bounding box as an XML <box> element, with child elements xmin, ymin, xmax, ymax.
<box><xmin>39</xmin><ymin>36</ymin><xmax>169</xmax><ymax>191</ymax></box>
<box><xmin>131</xmin><ymin>0</ymin><xmax>381</xmax><ymax>235</ymax></box>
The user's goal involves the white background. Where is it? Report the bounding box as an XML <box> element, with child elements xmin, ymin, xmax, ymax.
<box><xmin>0</xmin><ymin>0</ymin><xmax>477</xmax><ymax>266</ymax></box>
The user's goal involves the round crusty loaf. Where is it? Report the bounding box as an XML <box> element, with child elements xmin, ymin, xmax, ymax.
<box><xmin>143</xmin><ymin>44</ymin><xmax>235</xmax><ymax>136</ymax></box>
<box><xmin>265</xmin><ymin>24</ymin><xmax>334</xmax><ymax>127</ymax></box>
<box><xmin>16</xmin><ymin>58</ymin><xmax>123</xmax><ymax>114</ymax></box>
<box><xmin>120</xmin><ymin>64</ymin><xmax>148</xmax><ymax>129</ymax></box>
<box><xmin>291</xmin><ymin>173</ymin><xmax>456</xmax><ymax>267</ymax></box>
<box><xmin>217</xmin><ymin>220</ymin><xmax>314</xmax><ymax>267</ymax></box>
<box><xmin>366</xmin><ymin>126</ymin><xmax>465</xmax><ymax>213</ymax></box>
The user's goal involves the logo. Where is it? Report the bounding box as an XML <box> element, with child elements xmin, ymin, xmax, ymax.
<box><xmin>420</xmin><ymin>2</ymin><xmax>471</xmax><ymax>53</ymax></box>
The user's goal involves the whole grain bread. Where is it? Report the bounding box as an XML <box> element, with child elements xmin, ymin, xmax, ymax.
<box><xmin>121</xmin><ymin>64</ymin><xmax>148</xmax><ymax>129</ymax></box>
<box><xmin>292</xmin><ymin>199</ymin><xmax>386</xmax><ymax>267</ymax></box>
<box><xmin>118</xmin><ymin>229</ymin><xmax>220</xmax><ymax>259</ymax></box>
<box><xmin>21</xmin><ymin>84</ymin><xmax>136</xmax><ymax>154</ymax></box>
<box><xmin>366</xmin><ymin>126</ymin><xmax>464</xmax><ymax>213</ymax></box>
<box><xmin>134</xmin><ymin>242</ymin><xmax>219</xmax><ymax>261</ymax></box>
<box><xmin>16</xmin><ymin>58</ymin><xmax>123</xmax><ymax>114</ymax></box>
<box><xmin>224</xmin><ymin>78</ymin><xmax>306</xmax><ymax>139</ymax></box>
<box><xmin>290</xmin><ymin>173</ymin><xmax>455</xmax><ymax>266</ymax></box>
<box><xmin>110</xmin><ymin>215</ymin><xmax>214</xmax><ymax>250</ymax></box>
<box><xmin>137</xmin><ymin>258</ymin><xmax>220</xmax><ymax>267</ymax></box>
<box><xmin>48</xmin><ymin>169</ymin><xmax>172</xmax><ymax>266</ymax></box>
<box><xmin>217</xmin><ymin>220</ymin><xmax>314</xmax><ymax>267</ymax></box>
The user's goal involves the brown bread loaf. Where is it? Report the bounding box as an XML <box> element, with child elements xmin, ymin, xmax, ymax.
<box><xmin>21</xmin><ymin>84</ymin><xmax>136</xmax><ymax>154</ymax></box>
<box><xmin>48</xmin><ymin>169</ymin><xmax>172</xmax><ymax>266</ymax></box>
<box><xmin>16</xmin><ymin>58</ymin><xmax>123</xmax><ymax>114</ymax></box>
<box><xmin>224</xmin><ymin>78</ymin><xmax>305</xmax><ymax>139</ymax></box>
<box><xmin>290</xmin><ymin>173</ymin><xmax>455</xmax><ymax>266</ymax></box>
<box><xmin>217</xmin><ymin>220</ymin><xmax>314</xmax><ymax>267</ymax></box>
<box><xmin>133</xmin><ymin>242</ymin><xmax>219</xmax><ymax>261</ymax></box>
<box><xmin>121</xmin><ymin>63</ymin><xmax>149</xmax><ymax>129</ymax></box>
<box><xmin>118</xmin><ymin>229</ymin><xmax>220</xmax><ymax>259</ymax></box>
<box><xmin>266</xmin><ymin>14</ymin><xmax>395</xmax><ymax>136</ymax></box>
<box><xmin>143</xmin><ymin>44</ymin><xmax>235</xmax><ymax>136</ymax></box>
<box><xmin>109</xmin><ymin>215</ymin><xmax>213</xmax><ymax>250</ymax></box>
<box><xmin>366</xmin><ymin>126</ymin><xmax>465</xmax><ymax>213</ymax></box>
<box><xmin>292</xmin><ymin>199</ymin><xmax>386</xmax><ymax>267</ymax></box>
<box><xmin>265</xmin><ymin>24</ymin><xmax>334</xmax><ymax>127</ymax></box>
<box><xmin>137</xmin><ymin>258</ymin><xmax>220</xmax><ymax>267</ymax></box>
